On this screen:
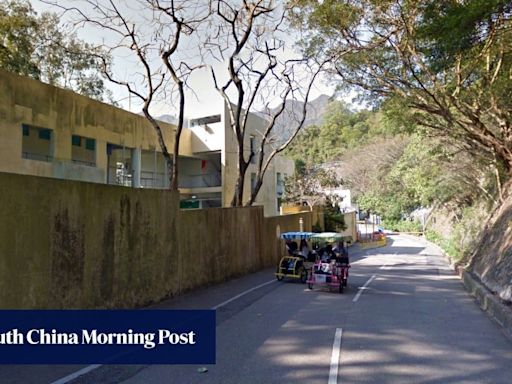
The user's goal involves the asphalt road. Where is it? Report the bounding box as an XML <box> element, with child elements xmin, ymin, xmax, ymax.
<box><xmin>2</xmin><ymin>234</ymin><xmax>512</xmax><ymax>383</ymax></box>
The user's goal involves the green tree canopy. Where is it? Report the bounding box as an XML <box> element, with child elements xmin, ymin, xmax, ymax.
<box><xmin>286</xmin><ymin>100</ymin><xmax>386</xmax><ymax>164</ymax></box>
<box><xmin>292</xmin><ymin>0</ymin><xmax>512</xmax><ymax>175</ymax></box>
<box><xmin>0</xmin><ymin>0</ymin><xmax>114</xmax><ymax>102</ymax></box>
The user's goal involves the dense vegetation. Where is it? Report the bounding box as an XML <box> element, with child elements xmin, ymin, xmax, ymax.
<box><xmin>0</xmin><ymin>0</ymin><xmax>114</xmax><ymax>102</ymax></box>
<box><xmin>287</xmin><ymin>96</ymin><xmax>504</xmax><ymax>260</ymax></box>
<box><xmin>285</xmin><ymin>0</ymin><xmax>511</xmax><ymax>261</ymax></box>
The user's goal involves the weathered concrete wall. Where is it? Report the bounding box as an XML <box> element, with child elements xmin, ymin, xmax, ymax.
<box><xmin>0</xmin><ymin>172</ymin><xmax>311</xmax><ymax>309</ymax></box>
<box><xmin>175</xmin><ymin>205</ymin><xmax>311</xmax><ymax>293</ymax></box>
<box><xmin>265</xmin><ymin>213</ymin><xmax>313</xmax><ymax>263</ymax></box>
<box><xmin>0</xmin><ymin>69</ymin><xmax>184</xmax><ymax>184</ymax></box>
<box><xmin>0</xmin><ymin>172</ymin><xmax>180</xmax><ymax>309</ymax></box>
<box><xmin>281</xmin><ymin>205</ymin><xmax>325</xmax><ymax>230</ymax></box>
<box><xmin>341</xmin><ymin>211</ymin><xmax>357</xmax><ymax>243</ymax></box>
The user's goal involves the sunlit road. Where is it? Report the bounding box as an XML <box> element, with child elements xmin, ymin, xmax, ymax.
<box><xmin>2</xmin><ymin>234</ymin><xmax>512</xmax><ymax>383</ymax></box>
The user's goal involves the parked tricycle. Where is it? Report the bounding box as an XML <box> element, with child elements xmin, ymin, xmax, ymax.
<box><xmin>275</xmin><ymin>231</ymin><xmax>315</xmax><ymax>283</ymax></box>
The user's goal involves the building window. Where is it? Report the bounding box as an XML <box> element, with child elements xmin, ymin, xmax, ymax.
<box><xmin>250</xmin><ymin>135</ymin><xmax>256</xmax><ymax>164</ymax></box>
<box><xmin>38</xmin><ymin>129</ymin><xmax>52</xmax><ymax>140</ymax></box>
<box><xmin>276</xmin><ymin>172</ymin><xmax>284</xmax><ymax>196</ymax></box>
<box><xmin>85</xmin><ymin>138</ymin><xmax>95</xmax><ymax>151</ymax></box>
<box><xmin>190</xmin><ymin>114</ymin><xmax>221</xmax><ymax>127</ymax></box>
<box><xmin>71</xmin><ymin>134</ymin><xmax>96</xmax><ymax>166</ymax></box>
<box><xmin>251</xmin><ymin>172</ymin><xmax>257</xmax><ymax>194</ymax></box>
<box><xmin>21</xmin><ymin>124</ymin><xmax>53</xmax><ymax>162</ymax></box>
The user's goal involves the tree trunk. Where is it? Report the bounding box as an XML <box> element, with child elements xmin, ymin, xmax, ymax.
<box><xmin>170</xmin><ymin>80</ymin><xmax>185</xmax><ymax>191</ymax></box>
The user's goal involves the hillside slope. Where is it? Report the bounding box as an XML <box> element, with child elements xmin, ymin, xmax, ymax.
<box><xmin>468</xmin><ymin>184</ymin><xmax>512</xmax><ymax>303</ymax></box>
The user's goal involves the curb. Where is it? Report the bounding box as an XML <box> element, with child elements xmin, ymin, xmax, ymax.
<box><xmin>461</xmin><ymin>270</ymin><xmax>512</xmax><ymax>339</ymax></box>
<box><xmin>421</xmin><ymin>236</ymin><xmax>512</xmax><ymax>340</ymax></box>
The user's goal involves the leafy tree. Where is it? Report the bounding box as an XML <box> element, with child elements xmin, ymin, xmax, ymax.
<box><xmin>352</xmin><ymin>132</ymin><xmax>502</xmax><ymax>221</ymax></box>
<box><xmin>283</xmin><ymin>162</ymin><xmax>343</xmax><ymax>211</ymax></box>
<box><xmin>286</xmin><ymin>100</ymin><xmax>384</xmax><ymax>164</ymax></box>
<box><xmin>0</xmin><ymin>0</ymin><xmax>38</xmax><ymax>77</ymax></box>
<box><xmin>0</xmin><ymin>0</ymin><xmax>114</xmax><ymax>102</ymax></box>
<box><xmin>324</xmin><ymin>203</ymin><xmax>346</xmax><ymax>232</ymax></box>
<box><xmin>293</xmin><ymin>0</ymin><xmax>512</xmax><ymax>178</ymax></box>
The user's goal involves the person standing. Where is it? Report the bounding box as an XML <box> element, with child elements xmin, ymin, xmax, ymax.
<box><xmin>300</xmin><ymin>239</ymin><xmax>309</xmax><ymax>258</ymax></box>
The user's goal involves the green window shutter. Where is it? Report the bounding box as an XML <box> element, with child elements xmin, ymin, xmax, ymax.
<box><xmin>38</xmin><ymin>129</ymin><xmax>51</xmax><ymax>140</ymax></box>
<box><xmin>22</xmin><ymin>124</ymin><xmax>29</xmax><ymax>136</ymax></box>
<box><xmin>72</xmin><ymin>135</ymin><xmax>81</xmax><ymax>146</ymax></box>
<box><xmin>85</xmin><ymin>138</ymin><xmax>96</xmax><ymax>151</ymax></box>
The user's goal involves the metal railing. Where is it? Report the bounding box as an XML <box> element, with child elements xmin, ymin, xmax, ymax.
<box><xmin>179</xmin><ymin>173</ymin><xmax>221</xmax><ymax>188</ymax></box>
<box><xmin>71</xmin><ymin>159</ymin><xmax>96</xmax><ymax>167</ymax></box>
<box><xmin>22</xmin><ymin>152</ymin><xmax>53</xmax><ymax>162</ymax></box>
<box><xmin>141</xmin><ymin>171</ymin><xmax>166</xmax><ymax>188</ymax></box>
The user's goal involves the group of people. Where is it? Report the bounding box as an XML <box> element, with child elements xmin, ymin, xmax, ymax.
<box><xmin>285</xmin><ymin>239</ymin><xmax>350</xmax><ymax>265</ymax></box>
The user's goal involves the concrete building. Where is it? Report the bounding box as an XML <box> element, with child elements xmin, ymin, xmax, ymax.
<box><xmin>186</xmin><ymin>99</ymin><xmax>293</xmax><ymax>215</ymax></box>
<box><xmin>324</xmin><ymin>188</ymin><xmax>353</xmax><ymax>211</ymax></box>
<box><xmin>0</xmin><ymin>70</ymin><xmax>293</xmax><ymax>216</ymax></box>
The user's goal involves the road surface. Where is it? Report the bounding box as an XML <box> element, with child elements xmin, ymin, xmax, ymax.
<box><xmin>2</xmin><ymin>234</ymin><xmax>512</xmax><ymax>383</ymax></box>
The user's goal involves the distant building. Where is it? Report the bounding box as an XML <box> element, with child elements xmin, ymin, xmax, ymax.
<box><xmin>324</xmin><ymin>188</ymin><xmax>354</xmax><ymax>212</ymax></box>
<box><xmin>0</xmin><ymin>70</ymin><xmax>293</xmax><ymax>216</ymax></box>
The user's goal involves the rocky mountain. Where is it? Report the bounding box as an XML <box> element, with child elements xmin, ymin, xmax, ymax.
<box><xmin>155</xmin><ymin>114</ymin><xmax>179</xmax><ymax>125</ymax></box>
<box><xmin>257</xmin><ymin>94</ymin><xmax>332</xmax><ymax>142</ymax></box>
<box><xmin>139</xmin><ymin>95</ymin><xmax>332</xmax><ymax>135</ymax></box>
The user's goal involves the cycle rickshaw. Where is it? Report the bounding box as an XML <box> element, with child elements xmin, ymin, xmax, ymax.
<box><xmin>275</xmin><ymin>231</ymin><xmax>315</xmax><ymax>283</ymax></box>
<box><xmin>306</xmin><ymin>232</ymin><xmax>352</xmax><ymax>293</ymax></box>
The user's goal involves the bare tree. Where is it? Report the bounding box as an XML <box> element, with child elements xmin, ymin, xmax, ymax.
<box><xmin>43</xmin><ymin>0</ymin><xmax>211</xmax><ymax>190</ymax></box>
<box><xmin>207</xmin><ymin>0</ymin><xmax>333</xmax><ymax>207</ymax></box>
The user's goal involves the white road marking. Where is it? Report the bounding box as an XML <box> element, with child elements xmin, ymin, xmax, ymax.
<box><xmin>50</xmin><ymin>365</ymin><xmax>102</xmax><ymax>384</ymax></box>
<box><xmin>380</xmin><ymin>263</ymin><xmax>390</xmax><ymax>270</ymax></box>
<box><xmin>51</xmin><ymin>279</ymin><xmax>278</xmax><ymax>384</ymax></box>
<box><xmin>328</xmin><ymin>328</ymin><xmax>343</xmax><ymax>384</ymax></box>
<box><xmin>352</xmin><ymin>275</ymin><xmax>376</xmax><ymax>303</ymax></box>
<box><xmin>211</xmin><ymin>279</ymin><xmax>277</xmax><ymax>310</ymax></box>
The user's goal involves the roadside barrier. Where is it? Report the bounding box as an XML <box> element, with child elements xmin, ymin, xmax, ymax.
<box><xmin>360</xmin><ymin>234</ymin><xmax>387</xmax><ymax>249</ymax></box>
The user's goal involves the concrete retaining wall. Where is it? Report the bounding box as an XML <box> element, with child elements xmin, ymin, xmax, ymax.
<box><xmin>461</xmin><ymin>271</ymin><xmax>512</xmax><ymax>340</ymax></box>
<box><xmin>422</xmin><ymin>235</ymin><xmax>512</xmax><ymax>340</ymax></box>
<box><xmin>0</xmin><ymin>172</ymin><xmax>311</xmax><ymax>309</ymax></box>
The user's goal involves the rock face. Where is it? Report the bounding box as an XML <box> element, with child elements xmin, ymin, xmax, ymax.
<box><xmin>469</xmin><ymin>187</ymin><xmax>512</xmax><ymax>303</ymax></box>
<box><xmin>256</xmin><ymin>94</ymin><xmax>332</xmax><ymax>142</ymax></box>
